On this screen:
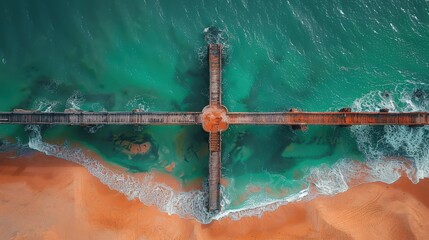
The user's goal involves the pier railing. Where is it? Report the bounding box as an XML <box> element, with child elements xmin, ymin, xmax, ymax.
<box><xmin>1</xmin><ymin>44</ymin><xmax>428</xmax><ymax>213</ymax></box>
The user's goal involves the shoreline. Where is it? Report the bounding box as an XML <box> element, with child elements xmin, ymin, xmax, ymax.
<box><xmin>0</xmin><ymin>152</ymin><xmax>429</xmax><ymax>239</ymax></box>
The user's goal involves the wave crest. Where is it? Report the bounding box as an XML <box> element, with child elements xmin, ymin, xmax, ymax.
<box><xmin>20</xmin><ymin>85</ymin><xmax>429</xmax><ymax>222</ymax></box>
<box><xmin>25</xmin><ymin>125</ymin><xmax>213</xmax><ymax>223</ymax></box>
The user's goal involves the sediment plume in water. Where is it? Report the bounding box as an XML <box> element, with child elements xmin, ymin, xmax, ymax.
<box><xmin>26</xmin><ymin>125</ymin><xmax>213</xmax><ymax>223</ymax></box>
<box><xmin>21</xmin><ymin>86</ymin><xmax>429</xmax><ymax>223</ymax></box>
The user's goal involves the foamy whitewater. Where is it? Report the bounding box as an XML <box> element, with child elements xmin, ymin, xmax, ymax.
<box><xmin>1</xmin><ymin>0</ymin><xmax>428</xmax><ymax>223</ymax></box>
<box><xmin>23</xmin><ymin>84</ymin><xmax>429</xmax><ymax>223</ymax></box>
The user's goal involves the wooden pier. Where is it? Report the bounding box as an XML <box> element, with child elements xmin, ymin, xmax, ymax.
<box><xmin>0</xmin><ymin>44</ymin><xmax>428</xmax><ymax>213</ymax></box>
<box><xmin>209</xmin><ymin>44</ymin><xmax>222</xmax><ymax>105</ymax></box>
<box><xmin>227</xmin><ymin>112</ymin><xmax>428</xmax><ymax>126</ymax></box>
<box><xmin>206</xmin><ymin>44</ymin><xmax>225</xmax><ymax>212</ymax></box>
<box><xmin>0</xmin><ymin>112</ymin><xmax>201</xmax><ymax>125</ymax></box>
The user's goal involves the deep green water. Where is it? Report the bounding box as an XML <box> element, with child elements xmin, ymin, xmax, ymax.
<box><xmin>0</xmin><ymin>0</ymin><xmax>429</xmax><ymax>222</ymax></box>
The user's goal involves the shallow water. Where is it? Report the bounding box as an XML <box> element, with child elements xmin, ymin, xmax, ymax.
<box><xmin>0</xmin><ymin>0</ymin><xmax>429</xmax><ymax>222</ymax></box>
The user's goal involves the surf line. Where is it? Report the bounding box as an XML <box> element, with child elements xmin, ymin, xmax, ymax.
<box><xmin>0</xmin><ymin>44</ymin><xmax>428</xmax><ymax>214</ymax></box>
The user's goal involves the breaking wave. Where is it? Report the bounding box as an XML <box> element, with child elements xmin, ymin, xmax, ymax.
<box><xmin>126</xmin><ymin>95</ymin><xmax>150</xmax><ymax>112</ymax></box>
<box><xmin>304</xmin><ymin>85</ymin><xmax>429</xmax><ymax>195</ymax></box>
<box><xmin>25</xmin><ymin>125</ymin><xmax>213</xmax><ymax>223</ymax></box>
<box><xmin>24</xmin><ymin>122</ymin><xmax>309</xmax><ymax>223</ymax></box>
<box><xmin>33</xmin><ymin>98</ymin><xmax>60</xmax><ymax>112</ymax></box>
<box><xmin>198</xmin><ymin>27</ymin><xmax>231</xmax><ymax>65</ymax></box>
<box><xmin>350</xmin><ymin>85</ymin><xmax>429</xmax><ymax>183</ymax></box>
<box><xmin>203</xmin><ymin>26</ymin><xmax>229</xmax><ymax>45</ymax></box>
<box><xmin>21</xmin><ymin>84</ymin><xmax>429</xmax><ymax>222</ymax></box>
<box><xmin>214</xmin><ymin>85</ymin><xmax>429</xmax><ymax>220</ymax></box>
<box><xmin>66</xmin><ymin>91</ymin><xmax>85</xmax><ymax>110</ymax></box>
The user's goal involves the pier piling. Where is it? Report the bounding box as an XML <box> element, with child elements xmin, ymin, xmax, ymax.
<box><xmin>0</xmin><ymin>44</ymin><xmax>428</xmax><ymax>213</ymax></box>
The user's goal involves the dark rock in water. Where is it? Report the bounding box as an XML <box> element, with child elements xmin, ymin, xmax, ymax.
<box><xmin>413</xmin><ymin>89</ymin><xmax>424</xmax><ymax>99</ymax></box>
<box><xmin>112</xmin><ymin>133</ymin><xmax>153</xmax><ymax>157</ymax></box>
<box><xmin>382</xmin><ymin>91</ymin><xmax>390</xmax><ymax>98</ymax></box>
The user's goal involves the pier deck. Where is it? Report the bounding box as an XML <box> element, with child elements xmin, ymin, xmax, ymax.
<box><xmin>227</xmin><ymin>112</ymin><xmax>428</xmax><ymax>126</ymax></box>
<box><xmin>0</xmin><ymin>44</ymin><xmax>428</xmax><ymax>213</ymax></box>
<box><xmin>208</xmin><ymin>131</ymin><xmax>221</xmax><ymax>211</ymax></box>
<box><xmin>209</xmin><ymin>44</ymin><xmax>222</xmax><ymax>106</ymax></box>
<box><xmin>206</xmin><ymin>44</ymin><xmax>225</xmax><ymax>212</ymax></box>
<box><xmin>1</xmin><ymin>111</ymin><xmax>426</xmax><ymax>126</ymax></box>
<box><xmin>0</xmin><ymin>112</ymin><xmax>201</xmax><ymax>125</ymax></box>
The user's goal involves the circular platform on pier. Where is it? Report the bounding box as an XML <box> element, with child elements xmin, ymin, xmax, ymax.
<box><xmin>201</xmin><ymin>105</ymin><xmax>229</xmax><ymax>132</ymax></box>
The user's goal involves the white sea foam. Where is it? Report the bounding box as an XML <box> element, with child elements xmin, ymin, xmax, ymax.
<box><xmin>203</xmin><ymin>27</ymin><xmax>228</xmax><ymax>45</ymax></box>
<box><xmin>126</xmin><ymin>95</ymin><xmax>150</xmax><ymax>112</ymax></box>
<box><xmin>66</xmin><ymin>91</ymin><xmax>85</xmax><ymax>110</ymax></box>
<box><xmin>214</xmin><ymin>187</ymin><xmax>310</xmax><ymax>221</ymax></box>
<box><xmin>24</xmin><ymin>122</ymin><xmax>305</xmax><ymax>223</ymax></box>
<box><xmin>33</xmin><ymin>98</ymin><xmax>60</xmax><ymax>112</ymax></box>
<box><xmin>22</xmin><ymin>85</ymin><xmax>429</xmax><ymax>223</ymax></box>
<box><xmin>200</xmin><ymin>27</ymin><xmax>231</xmax><ymax>65</ymax></box>
<box><xmin>25</xmin><ymin>125</ymin><xmax>213</xmax><ymax>223</ymax></box>
<box><xmin>306</xmin><ymin>86</ymin><xmax>429</xmax><ymax>195</ymax></box>
<box><xmin>350</xmin><ymin>86</ymin><xmax>429</xmax><ymax>184</ymax></box>
<box><xmin>90</xmin><ymin>102</ymin><xmax>106</xmax><ymax>112</ymax></box>
<box><xmin>217</xmin><ymin>85</ymin><xmax>429</xmax><ymax>220</ymax></box>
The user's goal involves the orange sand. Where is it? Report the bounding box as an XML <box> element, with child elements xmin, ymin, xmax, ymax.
<box><xmin>1</xmin><ymin>153</ymin><xmax>429</xmax><ymax>239</ymax></box>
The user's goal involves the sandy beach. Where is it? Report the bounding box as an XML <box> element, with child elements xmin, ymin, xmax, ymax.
<box><xmin>0</xmin><ymin>152</ymin><xmax>428</xmax><ymax>240</ymax></box>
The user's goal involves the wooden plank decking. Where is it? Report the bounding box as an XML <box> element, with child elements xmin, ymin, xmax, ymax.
<box><xmin>0</xmin><ymin>112</ymin><xmax>202</xmax><ymax>125</ymax></box>
<box><xmin>207</xmin><ymin>44</ymin><xmax>224</xmax><ymax>212</ymax></box>
<box><xmin>0</xmin><ymin>44</ymin><xmax>428</xmax><ymax>214</ymax></box>
<box><xmin>227</xmin><ymin>112</ymin><xmax>429</xmax><ymax>126</ymax></box>
<box><xmin>208</xmin><ymin>131</ymin><xmax>221</xmax><ymax>212</ymax></box>
<box><xmin>209</xmin><ymin>44</ymin><xmax>222</xmax><ymax>106</ymax></box>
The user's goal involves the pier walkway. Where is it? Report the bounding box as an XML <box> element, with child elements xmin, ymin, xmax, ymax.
<box><xmin>0</xmin><ymin>111</ymin><xmax>201</xmax><ymax>125</ymax></box>
<box><xmin>0</xmin><ymin>44</ymin><xmax>428</xmax><ymax>213</ymax></box>
<box><xmin>2</xmin><ymin>111</ymin><xmax>427</xmax><ymax>126</ymax></box>
<box><xmin>227</xmin><ymin>112</ymin><xmax>428</xmax><ymax>126</ymax></box>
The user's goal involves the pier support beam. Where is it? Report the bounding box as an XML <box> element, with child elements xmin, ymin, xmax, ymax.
<box><xmin>205</xmin><ymin>44</ymin><xmax>226</xmax><ymax>213</ymax></box>
<box><xmin>1</xmin><ymin>44</ymin><xmax>429</xmax><ymax>215</ymax></box>
<box><xmin>208</xmin><ymin>131</ymin><xmax>221</xmax><ymax>212</ymax></box>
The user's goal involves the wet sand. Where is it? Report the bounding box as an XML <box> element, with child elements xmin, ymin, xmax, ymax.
<box><xmin>0</xmin><ymin>152</ymin><xmax>428</xmax><ymax>239</ymax></box>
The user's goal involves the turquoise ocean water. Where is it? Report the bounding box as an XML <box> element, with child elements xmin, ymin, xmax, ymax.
<box><xmin>0</xmin><ymin>0</ymin><xmax>429</xmax><ymax>222</ymax></box>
